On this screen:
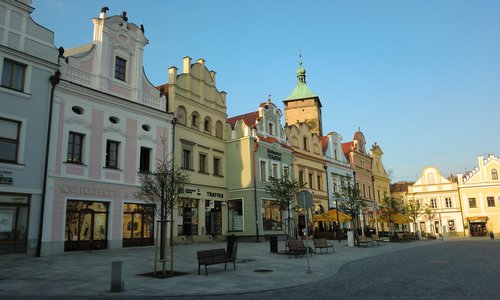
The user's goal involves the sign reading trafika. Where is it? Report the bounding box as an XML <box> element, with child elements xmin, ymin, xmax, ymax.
<box><xmin>297</xmin><ymin>190</ymin><xmax>313</xmax><ymax>273</ymax></box>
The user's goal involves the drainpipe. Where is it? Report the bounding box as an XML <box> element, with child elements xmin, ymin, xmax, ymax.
<box><xmin>38</xmin><ymin>70</ymin><xmax>61</xmax><ymax>257</ymax></box>
<box><xmin>251</xmin><ymin>137</ymin><xmax>260</xmax><ymax>242</ymax></box>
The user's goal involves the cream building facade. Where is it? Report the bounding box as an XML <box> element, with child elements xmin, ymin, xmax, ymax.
<box><xmin>164</xmin><ymin>57</ymin><xmax>228</xmax><ymax>243</ymax></box>
<box><xmin>457</xmin><ymin>154</ymin><xmax>500</xmax><ymax>237</ymax></box>
<box><xmin>408</xmin><ymin>166</ymin><xmax>464</xmax><ymax>237</ymax></box>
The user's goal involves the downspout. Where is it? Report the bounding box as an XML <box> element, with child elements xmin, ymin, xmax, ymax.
<box><xmin>251</xmin><ymin>137</ymin><xmax>260</xmax><ymax>242</ymax></box>
<box><xmin>38</xmin><ymin>70</ymin><xmax>61</xmax><ymax>257</ymax></box>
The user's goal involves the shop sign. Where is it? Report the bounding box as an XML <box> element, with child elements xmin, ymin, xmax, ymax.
<box><xmin>267</xmin><ymin>149</ymin><xmax>282</xmax><ymax>161</ymax></box>
<box><xmin>207</xmin><ymin>191</ymin><xmax>224</xmax><ymax>199</ymax></box>
<box><xmin>57</xmin><ymin>184</ymin><xmax>120</xmax><ymax>198</ymax></box>
<box><xmin>0</xmin><ymin>170</ymin><xmax>13</xmax><ymax>185</ymax></box>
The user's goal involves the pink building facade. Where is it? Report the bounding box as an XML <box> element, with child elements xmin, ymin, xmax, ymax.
<box><xmin>41</xmin><ymin>8</ymin><xmax>172</xmax><ymax>255</ymax></box>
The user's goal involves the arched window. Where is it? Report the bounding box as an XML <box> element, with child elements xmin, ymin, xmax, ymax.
<box><xmin>215</xmin><ymin>121</ymin><xmax>223</xmax><ymax>138</ymax></box>
<box><xmin>204</xmin><ymin>117</ymin><xmax>212</xmax><ymax>134</ymax></box>
<box><xmin>191</xmin><ymin>111</ymin><xmax>199</xmax><ymax>129</ymax></box>
<box><xmin>176</xmin><ymin>106</ymin><xmax>186</xmax><ymax>125</ymax></box>
<box><xmin>492</xmin><ymin>169</ymin><xmax>498</xmax><ymax>180</ymax></box>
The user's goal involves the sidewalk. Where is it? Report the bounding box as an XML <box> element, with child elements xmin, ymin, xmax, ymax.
<box><xmin>0</xmin><ymin>239</ymin><xmax>439</xmax><ymax>297</ymax></box>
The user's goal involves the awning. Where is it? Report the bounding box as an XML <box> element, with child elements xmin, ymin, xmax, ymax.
<box><xmin>313</xmin><ymin>209</ymin><xmax>352</xmax><ymax>223</ymax></box>
<box><xmin>378</xmin><ymin>212</ymin><xmax>412</xmax><ymax>224</ymax></box>
<box><xmin>467</xmin><ymin>216</ymin><xmax>488</xmax><ymax>222</ymax></box>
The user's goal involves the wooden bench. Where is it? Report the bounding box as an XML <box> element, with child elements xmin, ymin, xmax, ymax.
<box><xmin>371</xmin><ymin>234</ymin><xmax>381</xmax><ymax>246</ymax></box>
<box><xmin>287</xmin><ymin>240</ymin><xmax>307</xmax><ymax>258</ymax></box>
<box><xmin>396</xmin><ymin>232</ymin><xmax>411</xmax><ymax>242</ymax></box>
<box><xmin>313</xmin><ymin>238</ymin><xmax>335</xmax><ymax>254</ymax></box>
<box><xmin>197</xmin><ymin>248</ymin><xmax>235</xmax><ymax>276</ymax></box>
<box><xmin>358</xmin><ymin>236</ymin><xmax>373</xmax><ymax>247</ymax></box>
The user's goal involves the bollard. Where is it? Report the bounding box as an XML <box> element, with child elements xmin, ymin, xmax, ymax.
<box><xmin>110</xmin><ymin>261</ymin><xmax>124</xmax><ymax>292</ymax></box>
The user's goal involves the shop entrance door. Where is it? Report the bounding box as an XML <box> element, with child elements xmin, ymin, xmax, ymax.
<box><xmin>470</xmin><ymin>222</ymin><xmax>487</xmax><ymax>237</ymax></box>
<box><xmin>123</xmin><ymin>203</ymin><xmax>154</xmax><ymax>247</ymax></box>
<box><xmin>65</xmin><ymin>200</ymin><xmax>108</xmax><ymax>252</ymax></box>
<box><xmin>182</xmin><ymin>207</ymin><xmax>192</xmax><ymax>235</ymax></box>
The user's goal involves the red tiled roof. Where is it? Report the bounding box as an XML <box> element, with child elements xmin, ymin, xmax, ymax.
<box><xmin>227</xmin><ymin>111</ymin><xmax>259</xmax><ymax>129</ymax></box>
<box><xmin>321</xmin><ymin>136</ymin><xmax>329</xmax><ymax>154</ymax></box>
<box><xmin>258</xmin><ymin>135</ymin><xmax>293</xmax><ymax>150</ymax></box>
<box><xmin>155</xmin><ymin>83</ymin><xmax>168</xmax><ymax>95</ymax></box>
<box><xmin>342</xmin><ymin>142</ymin><xmax>354</xmax><ymax>160</ymax></box>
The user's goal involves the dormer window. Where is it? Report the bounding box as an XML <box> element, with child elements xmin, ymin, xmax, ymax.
<box><xmin>114</xmin><ymin>56</ymin><xmax>126</xmax><ymax>81</ymax></box>
<box><xmin>268</xmin><ymin>123</ymin><xmax>274</xmax><ymax>135</ymax></box>
<box><xmin>492</xmin><ymin>169</ymin><xmax>498</xmax><ymax>180</ymax></box>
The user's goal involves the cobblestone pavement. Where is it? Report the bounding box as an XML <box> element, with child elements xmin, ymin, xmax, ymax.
<box><xmin>1</xmin><ymin>238</ymin><xmax>497</xmax><ymax>299</ymax></box>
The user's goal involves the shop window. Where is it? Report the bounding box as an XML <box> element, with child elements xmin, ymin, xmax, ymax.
<box><xmin>487</xmin><ymin>196</ymin><xmax>495</xmax><ymax>207</ymax></box>
<box><xmin>67</xmin><ymin>132</ymin><xmax>84</xmax><ymax>164</ymax></box>
<box><xmin>228</xmin><ymin>199</ymin><xmax>243</xmax><ymax>232</ymax></box>
<box><xmin>262</xmin><ymin>200</ymin><xmax>282</xmax><ymax>231</ymax></box>
<box><xmin>0</xmin><ymin>194</ymin><xmax>29</xmax><ymax>254</ymax></box>
<box><xmin>105</xmin><ymin>140</ymin><xmax>120</xmax><ymax>169</ymax></box>
<box><xmin>114</xmin><ymin>56</ymin><xmax>126</xmax><ymax>81</ymax></box>
<box><xmin>65</xmin><ymin>200</ymin><xmax>109</xmax><ymax>251</ymax></box>
<box><xmin>448</xmin><ymin>220</ymin><xmax>456</xmax><ymax>231</ymax></box>
<box><xmin>205</xmin><ymin>200</ymin><xmax>222</xmax><ymax>235</ymax></box>
<box><xmin>122</xmin><ymin>203</ymin><xmax>154</xmax><ymax>247</ymax></box>
<box><xmin>1</xmin><ymin>59</ymin><xmax>26</xmax><ymax>92</ymax></box>
<box><xmin>0</xmin><ymin>117</ymin><xmax>20</xmax><ymax>163</ymax></box>
<box><xmin>139</xmin><ymin>147</ymin><xmax>151</xmax><ymax>173</ymax></box>
<box><xmin>468</xmin><ymin>198</ymin><xmax>477</xmax><ymax>208</ymax></box>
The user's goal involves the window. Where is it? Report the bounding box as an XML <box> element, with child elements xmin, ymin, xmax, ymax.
<box><xmin>67</xmin><ymin>132</ymin><xmax>84</xmax><ymax>164</ymax></box>
<box><xmin>430</xmin><ymin>198</ymin><xmax>437</xmax><ymax>208</ymax></box>
<box><xmin>215</xmin><ymin>121</ymin><xmax>223</xmax><ymax>138</ymax></box>
<box><xmin>182</xmin><ymin>148</ymin><xmax>192</xmax><ymax>170</ymax></box>
<box><xmin>268</xmin><ymin>123</ymin><xmax>274</xmax><ymax>135</ymax></box>
<box><xmin>368</xmin><ymin>186</ymin><xmax>371</xmax><ymax>199</ymax></box>
<box><xmin>445</xmin><ymin>197</ymin><xmax>452</xmax><ymax>208</ymax></box>
<box><xmin>377</xmin><ymin>190</ymin><xmax>381</xmax><ymax>201</ymax></box>
<box><xmin>317</xmin><ymin>175</ymin><xmax>321</xmax><ymax>191</ymax></box>
<box><xmin>191</xmin><ymin>112</ymin><xmax>199</xmax><ymax>129</ymax></box>
<box><xmin>262</xmin><ymin>200</ymin><xmax>282</xmax><ymax>230</ymax></box>
<box><xmin>333</xmin><ymin>177</ymin><xmax>338</xmax><ymax>193</ymax></box>
<box><xmin>176</xmin><ymin>106</ymin><xmax>186</xmax><ymax>125</ymax></box>
<box><xmin>468</xmin><ymin>198</ymin><xmax>477</xmax><ymax>208</ymax></box>
<box><xmin>260</xmin><ymin>161</ymin><xmax>267</xmax><ymax>181</ymax></box>
<box><xmin>213</xmin><ymin>157</ymin><xmax>221</xmax><ymax>176</ymax></box>
<box><xmin>303</xmin><ymin>137</ymin><xmax>308</xmax><ymax>150</ymax></box>
<box><xmin>114</xmin><ymin>57</ymin><xmax>126</xmax><ymax>81</ymax></box>
<box><xmin>271</xmin><ymin>163</ymin><xmax>278</xmax><ymax>179</ymax></box>
<box><xmin>283</xmin><ymin>166</ymin><xmax>290</xmax><ymax>179</ymax></box>
<box><xmin>0</xmin><ymin>194</ymin><xmax>29</xmax><ymax>254</ymax></box>
<box><xmin>492</xmin><ymin>169</ymin><xmax>498</xmax><ymax>180</ymax></box>
<box><xmin>228</xmin><ymin>199</ymin><xmax>243</xmax><ymax>232</ymax></box>
<box><xmin>361</xmin><ymin>160</ymin><xmax>365</xmax><ymax>168</ymax></box>
<box><xmin>204</xmin><ymin>117</ymin><xmax>211</xmax><ymax>134</ymax></box>
<box><xmin>199</xmin><ymin>153</ymin><xmax>207</xmax><ymax>173</ymax></box>
<box><xmin>334</xmin><ymin>149</ymin><xmax>338</xmax><ymax>160</ymax></box>
<box><xmin>105</xmin><ymin>140</ymin><xmax>119</xmax><ymax>168</ymax></box>
<box><xmin>363</xmin><ymin>184</ymin><xmax>366</xmax><ymax>198</ymax></box>
<box><xmin>299</xmin><ymin>170</ymin><xmax>304</xmax><ymax>186</ymax></box>
<box><xmin>139</xmin><ymin>147</ymin><xmax>151</xmax><ymax>173</ymax></box>
<box><xmin>0</xmin><ymin>118</ymin><xmax>20</xmax><ymax>163</ymax></box>
<box><xmin>308</xmin><ymin>173</ymin><xmax>313</xmax><ymax>189</ymax></box>
<box><xmin>1</xmin><ymin>59</ymin><xmax>26</xmax><ymax>91</ymax></box>
<box><xmin>487</xmin><ymin>196</ymin><xmax>495</xmax><ymax>207</ymax></box>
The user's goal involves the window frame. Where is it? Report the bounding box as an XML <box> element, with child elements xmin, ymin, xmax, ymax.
<box><xmin>139</xmin><ymin>147</ymin><xmax>152</xmax><ymax>173</ymax></box>
<box><xmin>213</xmin><ymin>157</ymin><xmax>222</xmax><ymax>176</ymax></box>
<box><xmin>67</xmin><ymin>131</ymin><xmax>84</xmax><ymax>164</ymax></box>
<box><xmin>114</xmin><ymin>56</ymin><xmax>127</xmax><ymax>81</ymax></box>
<box><xmin>487</xmin><ymin>196</ymin><xmax>495</xmax><ymax>207</ymax></box>
<box><xmin>181</xmin><ymin>148</ymin><xmax>192</xmax><ymax>170</ymax></box>
<box><xmin>262</xmin><ymin>199</ymin><xmax>282</xmax><ymax>231</ymax></box>
<box><xmin>1</xmin><ymin>58</ymin><xmax>26</xmax><ymax>92</ymax></box>
<box><xmin>0</xmin><ymin>117</ymin><xmax>21</xmax><ymax>164</ymax></box>
<box><xmin>492</xmin><ymin>169</ymin><xmax>498</xmax><ymax>180</ymax></box>
<box><xmin>105</xmin><ymin>140</ymin><xmax>120</xmax><ymax>169</ymax></box>
<box><xmin>468</xmin><ymin>197</ymin><xmax>477</xmax><ymax>208</ymax></box>
<box><xmin>430</xmin><ymin>198</ymin><xmax>437</xmax><ymax>209</ymax></box>
<box><xmin>198</xmin><ymin>153</ymin><xmax>208</xmax><ymax>174</ymax></box>
<box><xmin>445</xmin><ymin>197</ymin><xmax>453</xmax><ymax>208</ymax></box>
<box><xmin>260</xmin><ymin>160</ymin><xmax>267</xmax><ymax>182</ymax></box>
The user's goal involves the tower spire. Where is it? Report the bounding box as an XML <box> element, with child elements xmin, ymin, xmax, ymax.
<box><xmin>297</xmin><ymin>51</ymin><xmax>306</xmax><ymax>84</ymax></box>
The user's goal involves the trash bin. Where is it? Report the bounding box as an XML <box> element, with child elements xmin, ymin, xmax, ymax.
<box><xmin>269</xmin><ymin>235</ymin><xmax>278</xmax><ymax>253</ymax></box>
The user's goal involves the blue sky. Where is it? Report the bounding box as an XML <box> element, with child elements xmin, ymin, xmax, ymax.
<box><xmin>32</xmin><ymin>0</ymin><xmax>500</xmax><ymax>182</ymax></box>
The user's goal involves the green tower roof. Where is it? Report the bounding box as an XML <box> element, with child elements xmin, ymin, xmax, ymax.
<box><xmin>284</xmin><ymin>56</ymin><xmax>317</xmax><ymax>101</ymax></box>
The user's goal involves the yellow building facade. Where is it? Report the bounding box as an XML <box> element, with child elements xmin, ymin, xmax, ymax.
<box><xmin>457</xmin><ymin>155</ymin><xmax>500</xmax><ymax>237</ymax></box>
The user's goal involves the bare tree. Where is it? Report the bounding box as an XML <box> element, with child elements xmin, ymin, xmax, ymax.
<box><xmin>422</xmin><ymin>205</ymin><xmax>437</xmax><ymax>238</ymax></box>
<box><xmin>135</xmin><ymin>156</ymin><xmax>190</xmax><ymax>276</ymax></box>
<box><xmin>265</xmin><ymin>176</ymin><xmax>305</xmax><ymax>239</ymax></box>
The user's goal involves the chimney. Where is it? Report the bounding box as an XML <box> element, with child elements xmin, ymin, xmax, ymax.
<box><xmin>197</xmin><ymin>58</ymin><xmax>206</xmax><ymax>66</ymax></box>
<box><xmin>168</xmin><ymin>66</ymin><xmax>178</xmax><ymax>84</ymax></box>
<box><xmin>477</xmin><ymin>155</ymin><xmax>484</xmax><ymax>167</ymax></box>
<box><xmin>182</xmin><ymin>56</ymin><xmax>192</xmax><ymax>74</ymax></box>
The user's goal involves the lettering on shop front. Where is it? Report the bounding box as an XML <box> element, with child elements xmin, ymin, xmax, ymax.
<box><xmin>58</xmin><ymin>185</ymin><xmax>121</xmax><ymax>198</ymax></box>
<box><xmin>267</xmin><ymin>149</ymin><xmax>282</xmax><ymax>161</ymax></box>
<box><xmin>206</xmin><ymin>191</ymin><xmax>224</xmax><ymax>198</ymax></box>
<box><xmin>0</xmin><ymin>170</ymin><xmax>13</xmax><ymax>185</ymax></box>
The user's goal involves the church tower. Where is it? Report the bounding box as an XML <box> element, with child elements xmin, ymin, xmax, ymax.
<box><xmin>283</xmin><ymin>55</ymin><xmax>323</xmax><ymax>135</ymax></box>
